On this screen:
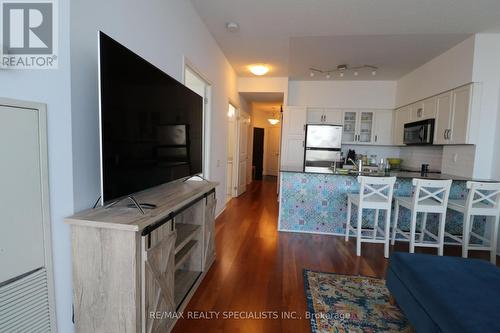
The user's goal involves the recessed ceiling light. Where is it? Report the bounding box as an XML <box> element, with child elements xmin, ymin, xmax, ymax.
<box><xmin>372</xmin><ymin>70</ymin><xmax>377</xmax><ymax>76</ymax></box>
<box><xmin>226</xmin><ymin>22</ymin><xmax>239</xmax><ymax>32</ymax></box>
<box><xmin>354</xmin><ymin>71</ymin><xmax>359</xmax><ymax>76</ymax></box>
<box><xmin>249</xmin><ymin>64</ymin><xmax>270</xmax><ymax>76</ymax></box>
<box><xmin>326</xmin><ymin>73</ymin><xmax>331</xmax><ymax>79</ymax></box>
<box><xmin>339</xmin><ymin>72</ymin><xmax>344</xmax><ymax>78</ymax></box>
<box><xmin>310</xmin><ymin>72</ymin><xmax>315</xmax><ymax>77</ymax></box>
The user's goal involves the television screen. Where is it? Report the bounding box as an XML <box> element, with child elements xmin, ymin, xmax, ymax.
<box><xmin>99</xmin><ymin>32</ymin><xmax>203</xmax><ymax>203</ymax></box>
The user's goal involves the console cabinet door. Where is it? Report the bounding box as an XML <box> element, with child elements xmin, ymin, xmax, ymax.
<box><xmin>204</xmin><ymin>192</ymin><xmax>216</xmax><ymax>269</ymax></box>
<box><xmin>142</xmin><ymin>228</ymin><xmax>176</xmax><ymax>333</ymax></box>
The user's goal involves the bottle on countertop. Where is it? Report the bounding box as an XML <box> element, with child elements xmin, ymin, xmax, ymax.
<box><xmin>378</xmin><ymin>158</ymin><xmax>385</xmax><ymax>172</ymax></box>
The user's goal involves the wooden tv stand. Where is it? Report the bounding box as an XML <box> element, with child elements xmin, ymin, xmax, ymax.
<box><xmin>65</xmin><ymin>179</ymin><xmax>218</xmax><ymax>333</ymax></box>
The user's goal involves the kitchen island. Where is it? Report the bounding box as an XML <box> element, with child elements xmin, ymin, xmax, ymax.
<box><xmin>278</xmin><ymin>167</ymin><xmax>494</xmax><ymax>237</ymax></box>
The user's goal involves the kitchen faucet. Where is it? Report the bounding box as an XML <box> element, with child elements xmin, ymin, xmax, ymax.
<box><xmin>348</xmin><ymin>158</ymin><xmax>363</xmax><ymax>171</ymax></box>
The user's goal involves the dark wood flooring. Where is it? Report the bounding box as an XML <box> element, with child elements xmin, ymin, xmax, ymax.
<box><xmin>172</xmin><ymin>177</ymin><xmax>498</xmax><ymax>333</ymax></box>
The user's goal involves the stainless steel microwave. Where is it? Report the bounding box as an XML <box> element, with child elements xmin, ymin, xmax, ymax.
<box><xmin>404</xmin><ymin>119</ymin><xmax>435</xmax><ymax>145</ymax></box>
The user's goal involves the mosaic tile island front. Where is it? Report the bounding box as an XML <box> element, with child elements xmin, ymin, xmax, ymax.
<box><xmin>278</xmin><ymin>171</ymin><xmax>483</xmax><ymax>238</ymax></box>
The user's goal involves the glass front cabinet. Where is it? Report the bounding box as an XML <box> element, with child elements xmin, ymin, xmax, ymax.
<box><xmin>342</xmin><ymin>110</ymin><xmax>374</xmax><ymax>144</ymax></box>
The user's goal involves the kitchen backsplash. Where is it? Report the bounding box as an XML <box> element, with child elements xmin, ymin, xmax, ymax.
<box><xmin>399</xmin><ymin>146</ymin><xmax>443</xmax><ymax>171</ymax></box>
<box><xmin>341</xmin><ymin>144</ymin><xmax>476</xmax><ymax>176</ymax></box>
<box><xmin>441</xmin><ymin>145</ymin><xmax>475</xmax><ymax>177</ymax></box>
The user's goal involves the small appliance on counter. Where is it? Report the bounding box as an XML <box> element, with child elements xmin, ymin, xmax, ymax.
<box><xmin>304</xmin><ymin>124</ymin><xmax>343</xmax><ymax>173</ymax></box>
<box><xmin>387</xmin><ymin>158</ymin><xmax>402</xmax><ymax>171</ymax></box>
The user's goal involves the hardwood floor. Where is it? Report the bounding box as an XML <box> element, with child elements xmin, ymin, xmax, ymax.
<box><xmin>172</xmin><ymin>177</ymin><xmax>498</xmax><ymax>333</ymax></box>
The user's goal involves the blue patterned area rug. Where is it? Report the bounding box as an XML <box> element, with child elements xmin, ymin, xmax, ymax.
<box><xmin>304</xmin><ymin>270</ymin><xmax>410</xmax><ymax>333</ymax></box>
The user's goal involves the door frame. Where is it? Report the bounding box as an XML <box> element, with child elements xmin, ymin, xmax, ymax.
<box><xmin>263</xmin><ymin>126</ymin><xmax>281</xmax><ymax>176</ymax></box>
<box><xmin>235</xmin><ymin>110</ymin><xmax>250</xmax><ymax>196</ymax></box>
<box><xmin>183</xmin><ymin>57</ymin><xmax>212</xmax><ymax>179</ymax></box>
<box><xmin>0</xmin><ymin>97</ymin><xmax>57</xmax><ymax>332</ymax></box>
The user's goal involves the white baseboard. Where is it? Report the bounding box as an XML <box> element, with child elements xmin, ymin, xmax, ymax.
<box><xmin>215</xmin><ymin>205</ymin><xmax>226</xmax><ymax>219</ymax></box>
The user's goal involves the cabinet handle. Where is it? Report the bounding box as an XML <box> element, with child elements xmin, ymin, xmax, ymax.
<box><xmin>444</xmin><ymin>130</ymin><xmax>447</xmax><ymax>140</ymax></box>
<box><xmin>417</xmin><ymin>108</ymin><xmax>423</xmax><ymax>118</ymax></box>
<box><xmin>447</xmin><ymin>129</ymin><xmax>451</xmax><ymax>140</ymax></box>
<box><xmin>375</xmin><ymin>135</ymin><xmax>378</xmax><ymax>142</ymax></box>
<box><xmin>303</xmin><ymin>124</ymin><xmax>306</xmax><ymax>132</ymax></box>
<box><xmin>302</xmin><ymin>140</ymin><xmax>304</xmax><ymax>147</ymax></box>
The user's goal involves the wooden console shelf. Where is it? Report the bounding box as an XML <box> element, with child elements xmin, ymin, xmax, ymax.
<box><xmin>65</xmin><ymin>179</ymin><xmax>218</xmax><ymax>333</ymax></box>
<box><xmin>175</xmin><ymin>240</ymin><xmax>198</xmax><ymax>269</ymax></box>
<box><xmin>175</xmin><ymin>223</ymin><xmax>201</xmax><ymax>253</ymax></box>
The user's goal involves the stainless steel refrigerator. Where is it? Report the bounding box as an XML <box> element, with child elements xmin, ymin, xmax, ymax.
<box><xmin>304</xmin><ymin>124</ymin><xmax>343</xmax><ymax>173</ymax></box>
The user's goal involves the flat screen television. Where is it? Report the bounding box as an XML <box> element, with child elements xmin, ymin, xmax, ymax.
<box><xmin>98</xmin><ymin>31</ymin><xmax>203</xmax><ymax>204</ymax></box>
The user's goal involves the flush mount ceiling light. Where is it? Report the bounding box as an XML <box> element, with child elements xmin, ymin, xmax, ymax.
<box><xmin>309</xmin><ymin>64</ymin><xmax>378</xmax><ymax>79</ymax></box>
<box><xmin>225</xmin><ymin>22</ymin><xmax>240</xmax><ymax>32</ymax></box>
<box><xmin>249</xmin><ymin>64</ymin><xmax>270</xmax><ymax>76</ymax></box>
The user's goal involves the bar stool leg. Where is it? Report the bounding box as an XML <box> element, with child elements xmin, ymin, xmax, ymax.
<box><xmin>384</xmin><ymin>209</ymin><xmax>391</xmax><ymax>258</ymax></box>
<box><xmin>373</xmin><ymin>209</ymin><xmax>379</xmax><ymax>239</ymax></box>
<box><xmin>462</xmin><ymin>213</ymin><xmax>471</xmax><ymax>259</ymax></box>
<box><xmin>391</xmin><ymin>202</ymin><xmax>399</xmax><ymax>245</ymax></box>
<box><xmin>437</xmin><ymin>213</ymin><xmax>446</xmax><ymax>256</ymax></box>
<box><xmin>490</xmin><ymin>215</ymin><xmax>499</xmax><ymax>264</ymax></box>
<box><xmin>356</xmin><ymin>207</ymin><xmax>363</xmax><ymax>256</ymax></box>
<box><xmin>345</xmin><ymin>197</ymin><xmax>352</xmax><ymax>242</ymax></box>
<box><xmin>409</xmin><ymin>210</ymin><xmax>417</xmax><ymax>253</ymax></box>
<box><xmin>419</xmin><ymin>212</ymin><xmax>428</xmax><ymax>243</ymax></box>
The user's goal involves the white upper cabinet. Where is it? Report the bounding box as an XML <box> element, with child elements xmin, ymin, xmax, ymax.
<box><xmin>435</xmin><ymin>91</ymin><xmax>453</xmax><ymax>145</ymax></box>
<box><xmin>342</xmin><ymin>110</ymin><xmax>375</xmax><ymax>144</ymax></box>
<box><xmin>307</xmin><ymin>107</ymin><xmax>343</xmax><ymax>124</ymax></box>
<box><xmin>449</xmin><ymin>84</ymin><xmax>472</xmax><ymax>144</ymax></box>
<box><xmin>281</xmin><ymin>106</ymin><xmax>307</xmax><ymax>169</ymax></box>
<box><xmin>357</xmin><ymin>111</ymin><xmax>374</xmax><ymax>143</ymax></box>
<box><xmin>342</xmin><ymin>111</ymin><xmax>357</xmax><ymax>143</ymax></box>
<box><xmin>435</xmin><ymin>84</ymin><xmax>474</xmax><ymax>145</ymax></box>
<box><xmin>341</xmin><ymin>110</ymin><xmax>392</xmax><ymax>145</ymax></box>
<box><xmin>285</xmin><ymin>106</ymin><xmax>307</xmax><ymax>136</ymax></box>
<box><xmin>372</xmin><ymin>109</ymin><xmax>394</xmax><ymax>145</ymax></box>
<box><xmin>393</xmin><ymin>105</ymin><xmax>412</xmax><ymax>145</ymax></box>
<box><xmin>411</xmin><ymin>97</ymin><xmax>437</xmax><ymax>121</ymax></box>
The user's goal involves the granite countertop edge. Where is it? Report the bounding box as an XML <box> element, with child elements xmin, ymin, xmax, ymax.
<box><xmin>279</xmin><ymin>168</ymin><xmax>498</xmax><ymax>182</ymax></box>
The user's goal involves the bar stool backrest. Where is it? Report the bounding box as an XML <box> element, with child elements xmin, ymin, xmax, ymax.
<box><xmin>411</xmin><ymin>178</ymin><xmax>452</xmax><ymax>212</ymax></box>
<box><xmin>357</xmin><ymin>176</ymin><xmax>396</xmax><ymax>208</ymax></box>
<box><xmin>465</xmin><ymin>181</ymin><xmax>500</xmax><ymax>214</ymax></box>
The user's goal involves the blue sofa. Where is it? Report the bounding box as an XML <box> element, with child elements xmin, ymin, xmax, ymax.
<box><xmin>386</xmin><ymin>252</ymin><xmax>500</xmax><ymax>333</ymax></box>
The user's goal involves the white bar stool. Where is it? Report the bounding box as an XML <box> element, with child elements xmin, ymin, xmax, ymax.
<box><xmin>345</xmin><ymin>176</ymin><xmax>396</xmax><ymax>258</ymax></box>
<box><xmin>391</xmin><ymin>179</ymin><xmax>452</xmax><ymax>256</ymax></box>
<box><xmin>446</xmin><ymin>181</ymin><xmax>500</xmax><ymax>264</ymax></box>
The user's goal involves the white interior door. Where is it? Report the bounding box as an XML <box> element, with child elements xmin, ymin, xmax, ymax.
<box><xmin>236</xmin><ymin>112</ymin><xmax>249</xmax><ymax>196</ymax></box>
<box><xmin>265</xmin><ymin>127</ymin><xmax>281</xmax><ymax>176</ymax></box>
<box><xmin>0</xmin><ymin>106</ymin><xmax>45</xmax><ymax>282</ymax></box>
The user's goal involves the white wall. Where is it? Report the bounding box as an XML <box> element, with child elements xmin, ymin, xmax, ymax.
<box><xmin>288</xmin><ymin>80</ymin><xmax>397</xmax><ymax>109</ymax></box>
<box><xmin>238</xmin><ymin>77</ymin><xmax>289</xmax><ymax>103</ymax></box>
<box><xmin>396</xmin><ymin>36</ymin><xmax>475</xmax><ymax>107</ymax></box>
<box><xmin>69</xmin><ymin>0</ymin><xmax>242</xmax><ymax>331</ymax></box>
<box><xmin>471</xmin><ymin>34</ymin><xmax>500</xmax><ymax>179</ymax></box>
<box><xmin>0</xmin><ymin>1</ymin><xmax>73</xmax><ymax>331</ymax></box>
<box><xmin>70</xmin><ymin>0</ymin><xmax>242</xmax><ymax>214</ymax></box>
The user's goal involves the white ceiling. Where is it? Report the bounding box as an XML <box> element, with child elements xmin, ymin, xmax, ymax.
<box><xmin>190</xmin><ymin>0</ymin><xmax>500</xmax><ymax>80</ymax></box>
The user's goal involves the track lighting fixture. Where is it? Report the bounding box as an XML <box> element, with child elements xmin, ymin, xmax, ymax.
<box><xmin>308</xmin><ymin>64</ymin><xmax>378</xmax><ymax>78</ymax></box>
